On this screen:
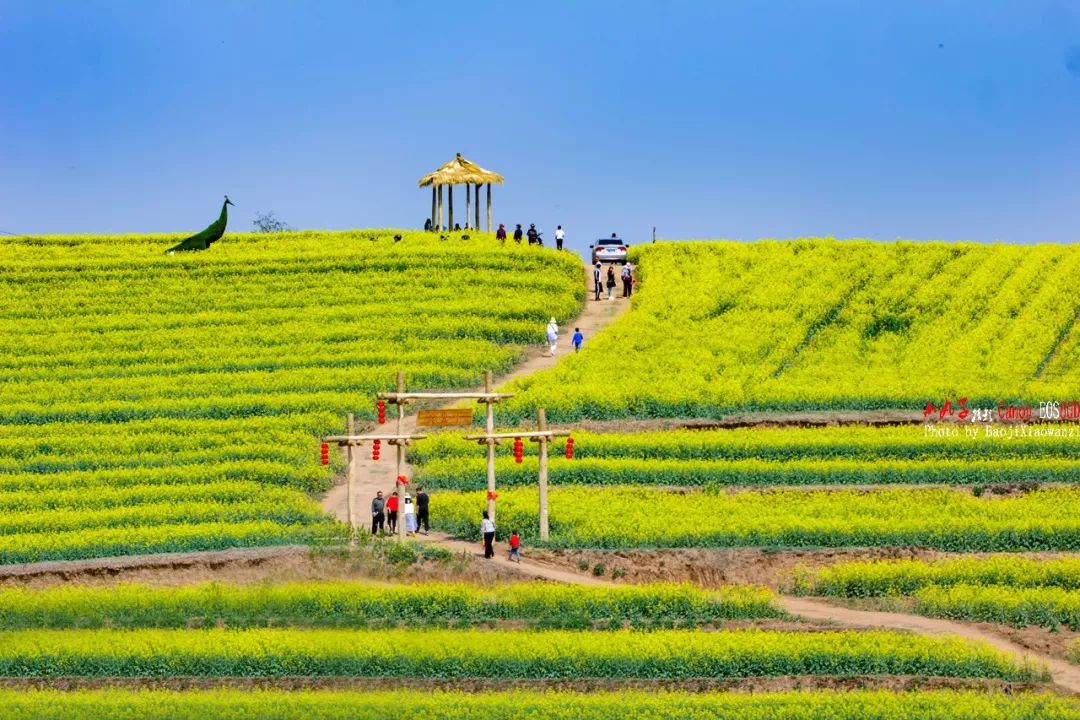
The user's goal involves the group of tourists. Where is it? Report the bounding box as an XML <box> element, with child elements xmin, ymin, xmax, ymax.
<box><xmin>496</xmin><ymin>224</ymin><xmax>567</xmax><ymax>250</ymax></box>
<box><xmin>370</xmin><ymin>486</ymin><xmax>430</xmax><ymax>536</ymax></box>
<box><xmin>544</xmin><ymin>317</ymin><xmax>584</xmax><ymax>357</ymax></box>
<box><xmin>593</xmin><ymin>261</ymin><xmax>634</xmax><ymax>301</ymax></box>
<box><xmin>481</xmin><ymin>511</ymin><xmax>521</xmax><ymax>562</ymax></box>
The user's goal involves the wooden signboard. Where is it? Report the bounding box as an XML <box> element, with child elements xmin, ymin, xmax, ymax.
<box><xmin>416</xmin><ymin>408</ymin><xmax>474</xmax><ymax>427</ymax></box>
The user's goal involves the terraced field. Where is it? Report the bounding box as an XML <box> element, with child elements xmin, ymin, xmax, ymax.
<box><xmin>0</xmin><ymin>577</ymin><xmax>1061</xmax><ymax>720</ymax></box>
<box><xmin>501</xmin><ymin>240</ymin><xmax>1080</xmax><ymax>420</ymax></box>
<box><xmin>411</xmin><ymin>424</ymin><xmax>1080</xmax><ymax>489</ymax></box>
<box><xmin>0</xmin><ymin>231</ymin><xmax>582</xmax><ymax>562</ymax></box>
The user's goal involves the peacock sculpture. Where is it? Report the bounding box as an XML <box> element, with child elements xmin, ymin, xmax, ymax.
<box><xmin>166</xmin><ymin>196</ymin><xmax>233</xmax><ymax>253</ymax></box>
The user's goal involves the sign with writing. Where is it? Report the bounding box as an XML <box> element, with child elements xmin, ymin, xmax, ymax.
<box><xmin>416</xmin><ymin>408</ymin><xmax>474</xmax><ymax>427</ymax></box>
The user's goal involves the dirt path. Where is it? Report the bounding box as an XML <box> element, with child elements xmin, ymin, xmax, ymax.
<box><xmin>321</xmin><ymin>265</ymin><xmax>629</xmax><ymax>525</ymax></box>
<box><xmin>424</xmin><ymin>531</ymin><xmax>611</xmax><ymax>586</ymax></box>
<box><xmin>779</xmin><ymin>596</ymin><xmax>1080</xmax><ymax>694</ymax></box>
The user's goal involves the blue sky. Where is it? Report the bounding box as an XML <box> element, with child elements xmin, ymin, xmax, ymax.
<box><xmin>2</xmin><ymin>1</ymin><xmax>1080</xmax><ymax>251</ymax></box>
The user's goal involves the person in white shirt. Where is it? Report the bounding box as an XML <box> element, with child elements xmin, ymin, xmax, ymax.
<box><xmin>545</xmin><ymin>317</ymin><xmax>559</xmax><ymax>357</ymax></box>
<box><xmin>403</xmin><ymin>492</ymin><xmax>417</xmax><ymax>535</ymax></box>
<box><xmin>555</xmin><ymin>225</ymin><xmax>565</xmax><ymax>250</ymax></box>
<box><xmin>481</xmin><ymin>511</ymin><xmax>496</xmax><ymax>559</ymax></box>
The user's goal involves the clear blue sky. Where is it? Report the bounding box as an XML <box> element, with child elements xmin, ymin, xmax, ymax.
<box><xmin>3</xmin><ymin>1</ymin><xmax>1080</xmax><ymax>251</ymax></box>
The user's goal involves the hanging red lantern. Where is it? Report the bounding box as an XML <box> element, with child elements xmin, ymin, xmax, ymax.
<box><xmin>565</xmin><ymin>436</ymin><xmax>575</xmax><ymax>459</ymax></box>
<box><xmin>397</xmin><ymin>474</ymin><xmax>409</xmax><ymax>485</ymax></box>
<box><xmin>372</xmin><ymin>439</ymin><xmax>381</xmax><ymax>461</ymax></box>
<box><xmin>376</xmin><ymin>400</ymin><xmax>387</xmax><ymax>425</ymax></box>
<box><xmin>487</xmin><ymin>490</ymin><xmax>498</xmax><ymax>501</ymax></box>
<box><xmin>513</xmin><ymin>436</ymin><xmax>524</xmax><ymax>464</ymax></box>
<box><xmin>320</xmin><ymin>442</ymin><xmax>329</xmax><ymax>465</ymax></box>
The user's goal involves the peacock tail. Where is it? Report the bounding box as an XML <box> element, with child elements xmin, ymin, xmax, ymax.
<box><xmin>165</xmin><ymin>196</ymin><xmax>231</xmax><ymax>253</ymax></box>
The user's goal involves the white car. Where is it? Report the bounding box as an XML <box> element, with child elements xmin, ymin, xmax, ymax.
<box><xmin>590</xmin><ymin>237</ymin><xmax>629</xmax><ymax>264</ymax></box>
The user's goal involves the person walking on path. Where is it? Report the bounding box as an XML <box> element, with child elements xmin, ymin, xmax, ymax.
<box><xmin>513</xmin><ymin>224</ymin><xmax>523</xmax><ymax>243</ymax></box>
<box><xmin>496</xmin><ymin>224</ymin><xmax>507</xmax><ymax>243</ymax></box>
<box><xmin>621</xmin><ymin>263</ymin><xmax>633</xmax><ymax>297</ymax></box>
<box><xmin>527</xmin><ymin>224</ymin><xmax>539</xmax><ymax>245</ymax></box>
<box><xmin>507</xmin><ymin>530</ymin><xmax>522</xmax><ymax>562</ymax></box>
<box><xmin>572</xmin><ymin>327</ymin><xmax>584</xmax><ymax>352</ymax></box>
<box><xmin>593</xmin><ymin>262</ymin><xmax>602</xmax><ymax>301</ymax></box>
<box><xmin>371</xmin><ymin>491</ymin><xmax>386</xmax><ymax>535</ymax></box>
<box><xmin>555</xmin><ymin>225</ymin><xmax>565</xmax><ymax>250</ymax></box>
<box><xmin>545</xmin><ymin>317</ymin><xmax>559</xmax><ymax>357</ymax></box>
<box><xmin>606</xmin><ymin>266</ymin><xmax>616</xmax><ymax>300</ymax></box>
<box><xmin>416</xmin><ymin>486</ymin><xmax>430</xmax><ymax>534</ymax></box>
<box><xmin>403</xmin><ymin>491</ymin><xmax>417</xmax><ymax>535</ymax></box>
<box><xmin>386</xmin><ymin>491</ymin><xmax>399</xmax><ymax>534</ymax></box>
<box><xmin>481</xmin><ymin>511</ymin><xmax>496</xmax><ymax>559</ymax></box>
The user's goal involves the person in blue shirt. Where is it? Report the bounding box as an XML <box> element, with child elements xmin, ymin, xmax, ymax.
<box><xmin>572</xmin><ymin>328</ymin><xmax>584</xmax><ymax>352</ymax></box>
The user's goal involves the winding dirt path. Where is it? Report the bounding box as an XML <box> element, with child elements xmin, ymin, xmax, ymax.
<box><xmin>779</xmin><ymin>596</ymin><xmax>1080</xmax><ymax>694</ymax></box>
<box><xmin>321</xmin><ymin>265</ymin><xmax>629</xmax><ymax>524</ymax></box>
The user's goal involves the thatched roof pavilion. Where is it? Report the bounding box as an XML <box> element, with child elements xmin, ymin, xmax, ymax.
<box><xmin>419</xmin><ymin>153</ymin><xmax>504</xmax><ymax>232</ymax></box>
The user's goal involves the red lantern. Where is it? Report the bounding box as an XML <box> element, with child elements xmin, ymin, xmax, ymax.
<box><xmin>487</xmin><ymin>490</ymin><xmax>498</xmax><ymax>501</ymax></box>
<box><xmin>376</xmin><ymin>400</ymin><xmax>387</xmax><ymax>425</ymax></box>
<box><xmin>320</xmin><ymin>442</ymin><xmax>329</xmax><ymax>466</ymax></box>
<box><xmin>397</xmin><ymin>474</ymin><xmax>409</xmax><ymax>485</ymax></box>
<box><xmin>372</xmin><ymin>439</ymin><xmax>381</xmax><ymax>461</ymax></box>
<box><xmin>513</xmin><ymin>436</ymin><xmax>523</xmax><ymax>464</ymax></box>
<box><xmin>565</xmin><ymin>436</ymin><xmax>575</xmax><ymax>459</ymax></box>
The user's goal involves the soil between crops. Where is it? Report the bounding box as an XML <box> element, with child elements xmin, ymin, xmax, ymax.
<box><xmin>0</xmin><ymin>676</ymin><xmax>1051</xmax><ymax>695</ymax></box>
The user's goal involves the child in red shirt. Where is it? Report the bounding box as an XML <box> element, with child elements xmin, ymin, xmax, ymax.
<box><xmin>507</xmin><ymin>530</ymin><xmax>521</xmax><ymax>563</ymax></box>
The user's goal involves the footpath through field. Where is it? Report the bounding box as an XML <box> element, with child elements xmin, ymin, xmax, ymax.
<box><xmin>320</xmin><ymin>264</ymin><xmax>629</xmax><ymax>525</ymax></box>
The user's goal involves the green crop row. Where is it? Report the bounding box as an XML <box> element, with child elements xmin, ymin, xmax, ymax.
<box><xmin>0</xmin><ymin>581</ymin><xmax>779</xmax><ymax>629</ymax></box>
<box><xmin>410</xmin><ymin>425</ymin><xmax>1080</xmax><ymax>464</ymax></box>
<box><xmin>434</xmin><ymin>486</ymin><xmax>1080</xmax><ymax>551</ymax></box>
<box><xmin>914</xmin><ymin>584</ymin><xmax>1080</xmax><ymax>631</ymax></box>
<box><xmin>791</xmin><ymin>557</ymin><xmax>1080</xmax><ymax>631</ymax></box>
<box><xmin>413</xmin><ymin>455</ymin><xmax>1080</xmax><ymax>490</ymax></box>
<box><xmin>497</xmin><ymin>240</ymin><xmax>1080</xmax><ymax>420</ymax></box>
<box><xmin>0</xmin><ymin>520</ymin><xmax>343</xmax><ymax>565</ymax></box>
<box><xmin>793</xmin><ymin>557</ymin><xmax>1080</xmax><ymax>597</ymax></box>
<box><xmin>0</xmin><ymin>628</ymin><xmax>1040</xmax><ymax>680</ymax></box>
<box><xmin>1</xmin><ymin>690</ymin><xmax>1074</xmax><ymax>720</ymax></box>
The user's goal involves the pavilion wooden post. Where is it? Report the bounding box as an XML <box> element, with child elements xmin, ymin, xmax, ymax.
<box><xmin>474</xmin><ymin>183</ymin><xmax>481</xmax><ymax>231</ymax></box>
<box><xmin>536</xmin><ymin>408</ymin><xmax>550</xmax><ymax>542</ymax></box>
<box><xmin>486</xmin><ymin>183</ymin><xmax>492</xmax><ymax>232</ymax></box>
<box><xmin>448</xmin><ymin>185</ymin><xmax>454</xmax><ymax>230</ymax></box>
<box><xmin>465</xmin><ymin>184</ymin><xmax>471</xmax><ymax>229</ymax></box>
<box><xmin>430</xmin><ymin>186</ymin><xmax>436</xmax><ymax>231</ymax></box>
<box><xmin>346</xmin><ymin>412</ymin><xmax>356</xmax><ymax>546</ymax></box>
<box><xmin>437</xmin><ymin>186</ymin><xmax>443</xmax><ymax>230</ymax></box>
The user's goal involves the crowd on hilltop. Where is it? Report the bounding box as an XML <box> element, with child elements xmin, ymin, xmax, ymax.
<box><xmin>495</xmin><ymin>223</ymin><xmax>567</xmax><ymax>251</ymax></box>
<box><xmin>424</xmin><ymin>218</ymin><xmax>569</xmax><ymax>250</ymax></box>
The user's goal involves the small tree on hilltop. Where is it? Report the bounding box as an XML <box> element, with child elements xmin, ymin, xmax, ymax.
<box><xmin>253</xmin><ymin>211</ymin><xmax>291</xmax><ymax>233</ymax></box>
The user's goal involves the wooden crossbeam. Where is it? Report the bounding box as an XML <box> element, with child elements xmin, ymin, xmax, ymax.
<box><xmin>376</xmin><ymin>391</ymin><xmax>512</xmax><ymax>403</ymax></box>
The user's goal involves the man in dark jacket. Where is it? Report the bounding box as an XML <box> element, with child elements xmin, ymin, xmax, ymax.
<box><xmin>416</xmin><ymin>486</ymin><xmax>430</xmax><ymax>534</ymax></box>
<box><xmin>371</xmin><ymin>491</ymin><xmax>386</xmax><ymax>535</ymax></box>
<box><xmin>526</xmin><ymin>224</ymin><xmax>539</xmax><ymax>245</ymax></box>
<box><xmin>513</xmin><ymin>224</ymin><xmax>523</xmax><ymax>243</ymax></box>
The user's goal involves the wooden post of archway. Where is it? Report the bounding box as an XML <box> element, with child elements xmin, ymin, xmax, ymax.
<box><xmin>449</xmin><ymin>185</ymin><xmax>454</xmax><ymax>230</ymax></box>
<box><xmin>430</xmin><ymin>186</ymin><xmax>436</xmax><ymax>231</ymax></box>
<box><xmin>465</xmin><ymin>184</ymin><xmax>471</xmax><ymax>229</ymax></box>
<box><xmin>486</xmin><ymin>184</ymin><xmax>492</xmax><ymax>232</ymax></box>
<box><xmin>474</xmin><ymin>183</ymin><xmax>481</xmax><ymax>230</ymax></box>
